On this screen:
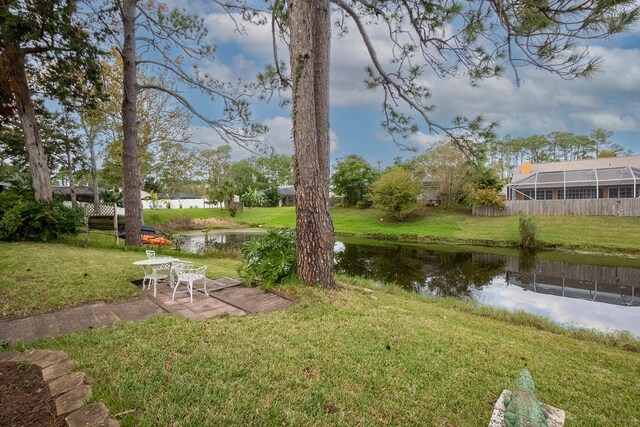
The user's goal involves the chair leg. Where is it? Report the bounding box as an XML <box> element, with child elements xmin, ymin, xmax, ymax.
<box><xmin>189</xmin><ymin>280</ymin><xmax>193</xmax><ymax>303</ymax></box>
<box><xmin>153</xmin><ymin>278</ymin><xmax>157</xmax><ymax>298</ymax></box>
<box><xmin>203</xmin><ymin>278</ymin><xmax>209</xmax><ymax>296</ymax></box>
<box><xmin>172</xmin><ymin>281</ymin><xmax>180</xmax><ymax>301</ymax></box>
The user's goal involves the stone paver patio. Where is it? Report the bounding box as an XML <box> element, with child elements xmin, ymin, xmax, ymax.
<box><xmin>0</xmin><ymin>277</ymin><xmax>294</xmax><ymax>344</ymax></box>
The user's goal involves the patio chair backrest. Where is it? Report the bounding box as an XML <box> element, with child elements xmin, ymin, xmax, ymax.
<box><xmin>146</xmin><ymin>250</ymin><xmax>156</xmax><ymax>259</ymax></box>
<box><xmin>177</xmin><ymin>265</ymin><xmax>207</xmax><ymax>282</ymax></box>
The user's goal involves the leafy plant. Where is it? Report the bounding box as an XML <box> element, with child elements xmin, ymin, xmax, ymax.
<box><xmin>465</xmin><ymin>186</ymin><xmax>506</xmax><ymax>209</ymax></box>
<box><xmin>518</xmin><ymin>214</ymin><xmax>538</xmax><ymax>248</ymax></box>
<box><xmin>101</xmin><ymin>188</ymin><xmax>123</xmax><ymax>207</ymax></box>
<box><xmin>160</xmin><ymin>231</ymin><xmax>186</xmax><ymax>251</ymax></box>
<box><xmin>241</xmin><ymin>186</ymin><xmax>263</xmax><ymax>207</ymax></box>
<box><xmin>0</xmin><ymin>189</ymin><xmax>82</xmax><ymax>242</ymax></box>
<box><xmin>262</xmin><ymin>187</ymin><xmax>281</xmax><ymax>207</ymax></box>
<box><xmin>370</xmin><ymin>166</ymin><xmax>422</xmax><ymax>220</ymax></box>
<box><xmin>238</xmin><ymin>228</ymin><xmax>296</xmax><ymax>287</ymax></box>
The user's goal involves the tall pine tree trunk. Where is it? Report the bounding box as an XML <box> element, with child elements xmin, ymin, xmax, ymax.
<box><xmin>87</xmin><ymin>128</ymin><xmax>100</xmax><ymax>209</ymax></box>
<box><xmin>10</xmin><ymin>47</ymin><xmax>52</xmax><ymax>201</ymax></box>
<box><xmin>289</xmin><ymin>0</ymin><xmax>335</xmax><ymax>289</ymax></box>
<box><xmin>65</xmin><ymin>144</ymin><xmax>77</xmax><ymax>208</ymax></box>
<box><xmin>121</xmin><ymin>0</ymin><xmax>142</xmax><ymax>245</ymax></box>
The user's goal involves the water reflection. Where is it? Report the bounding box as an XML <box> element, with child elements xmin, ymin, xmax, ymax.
<box><xmin>334</xmin><ymin>239</ymin><xmax>640</xmax><ymax>336</ymax></box>
<box><xmin>334</xmin><ymin>243</ymin><xmax>504</xmax><ymax>297</ymax></box>
<box><xmin>181</xmin><ymin>230</ymin><xmax>264</xmax><ymax>253</ymax></box>
<box><xmin>182</xmin><ymin>231</ymin><xmax>640</xmax><ymax>336</ymax></box>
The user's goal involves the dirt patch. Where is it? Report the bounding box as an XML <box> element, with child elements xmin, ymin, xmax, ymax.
<box><xmin>191</xmin><ymin>218</ymin><xmax>234</xmax><ymax>228</ymax></box>
<box><xmin>0</xmin><ymin>361</ymin><xmax>66</xmax><ymax>427</ymax></box>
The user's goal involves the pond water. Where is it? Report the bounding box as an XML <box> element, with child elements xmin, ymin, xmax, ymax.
<box><xmin>182</xmin><ymin>230</ymin><xmax>640</xmax><ymax>337</ymax></box>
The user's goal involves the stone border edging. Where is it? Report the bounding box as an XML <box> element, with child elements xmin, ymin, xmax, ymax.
<box><xmin>0</xmin><ymin>349</ymin><xmax>120</xmax><ymax>427</ymax></box>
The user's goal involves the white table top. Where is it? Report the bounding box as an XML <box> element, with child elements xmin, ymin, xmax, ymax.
<box><xmin>133</xmin><ymin>257</ymin><xmax>178</xmax><ymax>266</ymax></box>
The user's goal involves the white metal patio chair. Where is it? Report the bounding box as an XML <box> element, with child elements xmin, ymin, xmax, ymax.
<box><xmin>145</xmin><ymin>250</ymin><xmax>156</xmax><ymax>259</ymax></box>
<box><xmin>143</xmin><ymin>260</ymin><xmax>172</xmax><ymax>298</ymax></box>
<box><xmin>169</xmin><ymin>260</ymin><xmax>194</xmax><ymax>288</ymax></box>
<box><xmin>171</xmin><ymin>264</ymin><xmax>208</xmax><ymax>303</ymax></box>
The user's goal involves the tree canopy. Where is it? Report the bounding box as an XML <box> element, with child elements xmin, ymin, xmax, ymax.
<box><xmin>331</xmin><ymin>155</ymin><xmax>378</xmax><ymax>207</ymax></box>
<box><xmin>0</xmin><ymin>0</ymin><xmax>102</xmax><ymax>200</ymax></box>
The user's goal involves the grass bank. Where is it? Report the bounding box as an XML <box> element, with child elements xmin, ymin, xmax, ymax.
<box><xmin>23</xmin><ymin>278</ymin><xmax>639</xmax><ymax>426</ymax></box>
<box><xmin>3</xmin><ymin>243</ymin><xmax>639</xmax><ymax>425</ymax></box>
<box><xmin>145</xmin><ymin>206</ymin><xmax>640</xmax><ymax>253</ymax></box>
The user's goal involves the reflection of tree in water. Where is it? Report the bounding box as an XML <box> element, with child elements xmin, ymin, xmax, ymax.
<box><xmin>423</xmin><ymin>253</ymin><xmax>504</xmax><ymax>298</ymax></box>
<box><xmin>518</xmin><ymin>249</ymin><xmax>537</xmax><ymax>273</ymax></box>
<box><xmin>334</xmin><ymin>243</ymin><xmax>504</xmax><ymax>297</ymax></box>
<box><xmin>335</xmin><ymin>244</ymin><xmax>428</xmax><ymax>289</ymax></box>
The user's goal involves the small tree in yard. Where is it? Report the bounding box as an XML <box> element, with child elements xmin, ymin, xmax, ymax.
<box><xmin>371</xmin><ymin>167</ymin><xmax>422</xmax><ymax>221</ymax></box>
<box><xmin>331</xmin><ymin>155</ymin><xmax>378</xmax><ymax>207</ymax></box>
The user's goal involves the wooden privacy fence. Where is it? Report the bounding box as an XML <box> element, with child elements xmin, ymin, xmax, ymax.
<box><xmin>473</xmin><ymin>198</ymin><xmax>640</xmax><ymax>217</ymax></box>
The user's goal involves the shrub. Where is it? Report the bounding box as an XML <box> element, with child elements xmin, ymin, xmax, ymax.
<box><xmin>518</xmin><ymin>214</ymin><xmax>538</xmax><ymax>248</ymax></box>
<box><xmin>238</xmin><ymin>228</ymin><xmax>296</xmax><ymax>287</ymax></box>
<box><xmin>0</xmin><ymin>190</ymin><xmax>82</xmax><ymax>242</ymax></box>
<box><xmin>465</xmin><ymin>186</ymin><xmax>506</xmax><ymax>209</ymax></box>
<box><xmin>263</xmin><ymin>187</ymin><xmax>281</xmax><ymax>207</ymax></box>
<box><xmin>370</xmin><ymin>166</ymin><xmax>422</xmax><ymax>220</ymax></box>
<box><xmin>159</xmin><ymin>230</ymin><xmax>187</xmax><ymax>251</ymax></box>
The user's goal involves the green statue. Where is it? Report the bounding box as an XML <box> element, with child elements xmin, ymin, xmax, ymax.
<box><xmin>503</xmin><ymin>369</ymin><xmax>548</xmax><ymax>427</ymax></box>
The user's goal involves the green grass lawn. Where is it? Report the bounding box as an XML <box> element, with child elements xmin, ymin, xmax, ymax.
<box><xmin>0</xmin><ymin>242</ymin><xmax>239</xmax><ymax>317</ymax></box>
<box><xmin>143</xmin><ymin>207</ymin><xmax>230</xmax><ymax>226</ymax></box>
<box><xmin>146</xmin><ymin>206</ymin><xmax>640</xmax><ymax>253</ymax></box>
<box><xmin>26</xmin><ymin>281</ymin><xmax>639</xmax><ymax>426</ymax></box>
<box><xmin>2</xmin><ymin>243</ymin><xmax>639</xmax><ymax>425</ymax></box>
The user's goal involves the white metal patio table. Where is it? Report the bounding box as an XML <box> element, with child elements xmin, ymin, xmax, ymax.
<box><xmin>133</xmin><ymin>257</ymin><xmax>179</xmax><ymax>295</ymax></box>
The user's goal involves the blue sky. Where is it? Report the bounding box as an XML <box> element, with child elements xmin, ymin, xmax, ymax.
<box><xmin>172</xmin><ymin>2</ymin><xmax>640</xmax><ymax>167</ymax></box>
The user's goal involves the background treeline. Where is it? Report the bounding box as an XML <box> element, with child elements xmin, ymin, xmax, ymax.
<box><xmin>484</xmin><ymin>128</ymin><xmax>631</xmax><ymax>181</ymax></box>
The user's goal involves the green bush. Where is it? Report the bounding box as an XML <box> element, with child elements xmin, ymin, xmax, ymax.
<box><xmin>238</xmin><ymin>228</ymin><xmax>296</xmax><ymax>287</ymax></box>
<box><xmin>262</xmin><ymin>187</ymin><xmax>281</xmax><ymax>207</ymax></box>
<box><xmin>465</xmin><ymin>186</ymin><xmax>506</xmax><ymax>209</ymax></box>
<box><xmin>0</xmin><ymin>190</ymin><xmax>82</xmax><ymax>242</ymax></box>
<box><xmin>518</xmin><ymin>214</ymin><xmax>538</xmax><ymax>248</ymax></box>
<box><xmin>370</xmin><ymin>166</ymin><xmax>422</xmax><ymax>220</ymax></box>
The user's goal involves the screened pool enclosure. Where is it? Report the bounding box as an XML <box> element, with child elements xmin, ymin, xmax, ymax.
<box><xmin>506</xmin><ymin>166</ymin><xmax>640</xmax><ymax>201</ymax></box>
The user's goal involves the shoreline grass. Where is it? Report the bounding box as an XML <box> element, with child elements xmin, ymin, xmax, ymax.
<box><xmin>144</xmin><ymin>206</ymin><xmax>640</xmax><ymax>255</ymax></box>
<box><xmin>3</xmin><ymin>242</ymin><xmax>639</xmax><ymax>424</ymax></box>
<box><xmin>22</xmin><ymin>278</ymin><xmax>640</xmax><ymax>426</ymax></box>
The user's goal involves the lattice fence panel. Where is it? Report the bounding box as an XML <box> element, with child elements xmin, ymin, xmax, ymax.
<box><xmin>84</xmin><ymin>203</ymin><xmax>116</xmax><ymax>218</ymax></box>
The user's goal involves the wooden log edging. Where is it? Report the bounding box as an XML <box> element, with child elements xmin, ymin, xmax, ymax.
<box><xmin>0</xmin><ymin>349</ymin><xmax>120</xmax><ymax>427</ymax></box>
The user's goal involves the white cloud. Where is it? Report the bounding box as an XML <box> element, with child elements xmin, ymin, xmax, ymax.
<box><xmin>405</xmin><ymin>131</ymin><xmax>445</xmax><ymax>149</ymax></box>
<box><xmin>189</xmin><ymin>115</ymin><xmax>338</xmax><ymax>161</ymax></box>
<box><xmin>261</xmin><ymin>116</ymin><xmax>292</xmax><ymax>155</ymax></box>
<box><xmin>260</xmin><ymin>116</ymin><xmax>339</xmax><ymax>154</ymax></box>
<box><xmin>195</xmin><ymin>9</ymin><xmax>640</xmax><ymax>153</ymax></box>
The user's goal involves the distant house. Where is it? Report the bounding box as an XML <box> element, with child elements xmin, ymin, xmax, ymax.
<box><xmin>475</xmin><ymin>155</ymin><xmax>640</xmax><ymax>217</ymax></box>
<box><xmin>421</xmin><ymin>175</ymin><xmax>440</xmax><ymax>206</ymax></box>
<box><xmin>53</xmin><ymin>186</ymin><xmax>103</xmax><ymax>203</ymax></box>
<box><xmin>145</xmin><ymin>192</ymin><xmax>213</xmax><ymax>209</ymax></box>
<box><xmin>278</xmin><ymin>185</ymin><xmax>295</xmax><ymax>206</ymax></box>
<box><xmin>507</xmin><ymin>156</ymin><xmax>640</xmax><ymax>201</ymax></box>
